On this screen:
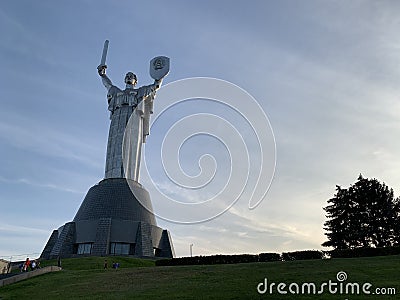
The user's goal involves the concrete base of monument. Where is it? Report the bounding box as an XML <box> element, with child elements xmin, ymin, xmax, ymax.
<box><xmin>41</xmin><ymin>178</ymin><xmax>175</xmax><ymax>259</ymax></box>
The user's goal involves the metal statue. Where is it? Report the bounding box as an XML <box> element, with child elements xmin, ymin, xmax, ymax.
<box><xmin>97</xmin><ymin>40</ymin><xmax>169</xmax><ymax>181</ymax></box>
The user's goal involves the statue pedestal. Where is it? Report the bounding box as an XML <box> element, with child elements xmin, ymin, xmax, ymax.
<box><xmin>41</xmin><ymin>178</ymin><xmax>174</xmax><ymax>259</ymax></box>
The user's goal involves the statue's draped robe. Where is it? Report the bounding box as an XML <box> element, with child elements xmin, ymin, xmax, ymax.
<box><xmin>102</xmin><ymin>75</ymin><xmax>156</xmax><ymax>181</ymax></box>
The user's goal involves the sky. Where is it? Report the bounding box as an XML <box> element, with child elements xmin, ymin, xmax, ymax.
<box><xmin>1</xmin><ymin>0</ymin><xmax>400</xmax><ymax>259</ymax></box>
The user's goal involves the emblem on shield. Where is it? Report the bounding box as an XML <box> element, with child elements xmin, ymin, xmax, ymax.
<box><xmin>150</xmin><ymin>56</ymin><xmax>170</xmax><ymax>80</ymax></box>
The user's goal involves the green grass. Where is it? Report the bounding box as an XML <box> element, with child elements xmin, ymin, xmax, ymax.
<box><xmin>1</xmin><ymin>255</ymin><xmax>399</xmax><ymax>299</ymax></box>
<box><xmin>9</xmin><ymin>256</ymin><xmax>154</xmax><ymax>274</ymax></box>
<box><xmin>39</xmin><ymin>256</ymin><xmax>155</xmax><ymax>270</ymax></box>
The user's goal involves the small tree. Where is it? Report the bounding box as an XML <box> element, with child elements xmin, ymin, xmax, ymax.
<box><xmin>323</xmin><ymin>174</ymin><xmax>400</xmax><ymax>250</ymax></box>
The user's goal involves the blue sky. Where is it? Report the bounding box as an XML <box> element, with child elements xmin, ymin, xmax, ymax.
<box><xmin>1</xmin><ymin>0</ymin><xmax>400</xmax><ymax>258</ymax></box>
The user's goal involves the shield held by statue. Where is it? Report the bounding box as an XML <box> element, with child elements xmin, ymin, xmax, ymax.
<box><xmin>150</xmin><ymin>56</ymin><xmax>170</xmax><ymax>80</ymax></box>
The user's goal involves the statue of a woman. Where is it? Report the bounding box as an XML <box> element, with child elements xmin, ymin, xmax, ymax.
<box><xmin>97</xmin><ymin>65</ymin><xmax>162</xmax><ymax>182</ymax></box>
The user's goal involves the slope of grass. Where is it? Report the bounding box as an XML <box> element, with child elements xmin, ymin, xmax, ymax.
<box><xmin>39</xmin><ymin>256</ymin><xmax>155</xmax><ymax>270</ymax></box>
<box><xmin>0</xmin><ymin>255</ymin><xmax>399</xmax><ymax>299</ymax></box>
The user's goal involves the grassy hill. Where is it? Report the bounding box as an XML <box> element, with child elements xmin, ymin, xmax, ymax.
<box><xmin>0</xmin><ymin>255</ymin><xmax>399</xmax><ymax>299</ymax></box>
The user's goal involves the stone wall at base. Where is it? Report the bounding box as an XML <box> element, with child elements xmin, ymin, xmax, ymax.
<box><xmin>0</xmin><ymin>266</ymin><xmax>62</xmax><ymax>287</ymax></box>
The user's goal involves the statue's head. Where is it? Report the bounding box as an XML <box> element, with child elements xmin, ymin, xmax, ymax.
<box><xmin>125</xmin><ymin>72</ymin><xmax>137</xmax><ymax>86</ymax></box>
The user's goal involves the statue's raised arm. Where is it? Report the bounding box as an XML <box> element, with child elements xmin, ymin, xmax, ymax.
<box><xmin>97</xmin><ymin>40</ymin><xmax>113</xmax><ymax>91</ymax></box>
<box><xmin>97</xmin><ymin>65</ymin><xmax>113</xmax><ymax>91</ymax></box>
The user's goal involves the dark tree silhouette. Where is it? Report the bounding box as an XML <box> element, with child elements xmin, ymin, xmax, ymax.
<box><xmin>323</xmin><ymin>174</ymin><xmax>400</xmax><ymax>250</ymax></box>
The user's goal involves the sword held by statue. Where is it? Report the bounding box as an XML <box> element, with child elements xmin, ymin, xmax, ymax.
<box><xmin>100</xmin><ymin>39</ymin><xmax>109</xmax><ymax>67</ymax></box>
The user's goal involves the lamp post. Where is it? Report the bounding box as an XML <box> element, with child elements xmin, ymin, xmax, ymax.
<box><xmin>190</xmin><ymin>244</ymin><xmax>193</xmax><ymax>257</ymax></box>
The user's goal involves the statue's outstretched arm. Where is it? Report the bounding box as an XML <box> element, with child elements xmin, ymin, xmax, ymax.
<box><xmin>154</xmin><ymin>78</ymin><xmax>163</xmax><ymax>90</ymax></box>
<box><xmin>101</xmin><ymin>74</ymin><xmax>113</xmax><ymax>90</ymax></box>
<box><xmin>97</xmin><ymin>65</ymin><xmax>113</xmax><ymax>90</ymax></box>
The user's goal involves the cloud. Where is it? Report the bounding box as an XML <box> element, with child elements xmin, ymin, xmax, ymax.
<box><xmin>0</xmin><ymin>223</ymin><xmax>51</xmax><ymax>258</ymax></box>
<box><xmin>0</xmin><ymin>223</ymin><xmax>49</xmax><ymax>236</ymax></box>
<box><xmin>0</xmin><ymin>176</ymin><xmax>85</xmax><ymax>194</ymax></box>
<box><xmin>0</xmin><ymin>112</ymin><xmax>103</xmax><ymax>170</ymax></box>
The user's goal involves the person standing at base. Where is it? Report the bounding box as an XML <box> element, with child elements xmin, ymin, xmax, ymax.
<box><xmin>104</xmin><ymin>259</ymin><xmax>108</xmax><ymax>269</ymax></box>
<box><xmin>23</xmin><ymin>258</ymin><xmax>30</xmax><ymax>272</ymax></box>
<box><xmin>31</xmin><ymin>260</ymin><xmax>36</xmax><ymax>271</ymax></box>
